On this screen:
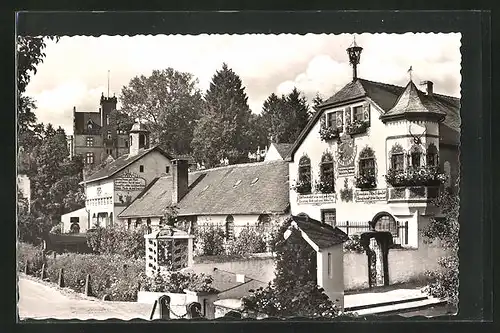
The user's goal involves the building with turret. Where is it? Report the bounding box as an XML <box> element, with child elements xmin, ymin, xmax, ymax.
<box><xmin>68</xmin><ymin>93</ymin><xmax>132</xmax><ymax>165</ymax></box>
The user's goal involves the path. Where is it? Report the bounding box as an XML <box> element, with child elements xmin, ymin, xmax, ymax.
<box><xmin>18</xmin><ymin>275</ymin><xmax>151</xmax><ymax>320</ymax></box>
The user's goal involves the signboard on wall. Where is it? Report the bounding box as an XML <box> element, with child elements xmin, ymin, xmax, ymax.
<box><xmin>114</xmin><ymin>170</ymin><xmax>146</xmax><ymax>205</ymax></box>
<box><xmin>354</xmin><ymin>189</ymin><xmax>388</xmax><ymax>203</ymax></box>
<box><xmin>297</xmin><ymin>193</ymin><xmax>336</xmax><ymax>205</ymax></box>
<box><xmin>336</xmin><ymin>138</ymin><xmax>356</xmax><ymax>177</ymax></box>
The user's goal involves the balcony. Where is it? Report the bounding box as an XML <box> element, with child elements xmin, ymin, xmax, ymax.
<box><xmin>388</xmin><ymin>186</ymin><xmax>440</xmax><ymax>202</ymax></box>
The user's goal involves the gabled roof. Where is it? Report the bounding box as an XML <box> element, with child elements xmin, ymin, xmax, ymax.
<box><xmin>118</xmin><ymin>174</ymin><xmax>201</xmax><ymax>218</ymax></box>
<box><xmin>82</xmin><ymin>146</ymin><xmax>173</xmax><ymax>184</ymax></box>
<box><xmin>290</xmin><ymin>214</ymin><xmax>349</xmax><ymax>250</ymax></box>
<box><xmin>118</xmin><ymin>160</ymin><xmax>290</xmax><ymax>218</ymax></box>
<box><xmin>271</xmin><ymin>143</ymin><xmax>293</xmax><ymax>159</ymax></box>
<box><xmin>381</xmin><ymin>81</ymin><xmax>447</xmax><ymax>120</ymax></box>
<box><xmin>286</xmin><ymin>78</ymin><xmax>460</xmax><ymax>160</ymax></box>
<box><xmin>178</xmin><ymin>160</ymin><xmax>289</xmax><ymax>216</ymax></box>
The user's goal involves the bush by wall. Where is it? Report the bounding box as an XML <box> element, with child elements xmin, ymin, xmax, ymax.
<box><xmin>86</xmin><ymin>226</ymin><xmax>146</xmax><ymax>259</ymax></box>
<box><xmin>343</xmin><ymin>234</ymin><xmax>365</xmax><ymax>253</ymax></box>
<box><xmin>225</xmin><ymin>227</ymin><xmax>267</xmax><ymax>256</ymax></box>
<box><xmin>194</xmin><ymin>224</ymin><xmax>226</xmax><ymax>256</ymax></box>
<box><xmin>17</xmin><ymin>242</ymin><xmax>46</xmax><ymax>276</ymax></box>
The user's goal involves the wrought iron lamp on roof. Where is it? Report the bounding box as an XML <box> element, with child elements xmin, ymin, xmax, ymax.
<box><xmin>347</xmin><ymin>36</ymin><xmax>363</xmax><ymax>81</ymax></box>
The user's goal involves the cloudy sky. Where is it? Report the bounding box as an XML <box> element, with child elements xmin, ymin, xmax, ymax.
<box><xmin>25</xmin><ymin>33</ymin><xmax>461</xmax><ymax>135</ymax></box>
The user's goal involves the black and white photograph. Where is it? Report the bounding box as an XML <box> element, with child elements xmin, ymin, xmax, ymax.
<box><xmin>16</xmin><ymin>28</ymin><xmax>463</xmax><ymax>320</ymax></box>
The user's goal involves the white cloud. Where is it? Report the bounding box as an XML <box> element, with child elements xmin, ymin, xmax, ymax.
<box><xmin>25</xmin><ymin>33</ymin><xmax>461</xmax><ymax>134</ymax></box>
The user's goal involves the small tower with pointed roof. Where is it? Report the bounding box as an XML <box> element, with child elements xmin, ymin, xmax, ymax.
<box><xmin>129</xmin><ymin>121</ymin><xmax>150</xmax><ymax>157</ymax></box>
<box><xmin>347</xmin><ymin>36</ymin><xmax>363</xmax><ymax>81</ymax></box>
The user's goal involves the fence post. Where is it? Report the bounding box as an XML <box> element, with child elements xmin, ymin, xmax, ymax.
<box><xmin>186</xmin><ymin>302</ymin><xmax>202</xmax><ymax>319</ymax></box>
<box><xmin>58</xmin><ymin>268</ymin><xmax>65</xmax><ymax>288</ymax></box>
<box><xmin>158</xmin><ymin>295</ymin><xmax>171</xmax><ymax>320</ymax></box>
<box><xmin>346</xmin><ymin>221</ymin><xmax>349</xmax><ymax>236</ymax></box>
<box><xmin>40</xmin><ymin>263</ymin><xmax>47</xmax><ymax>280</ymax></box>
<box><xmin>84</xmin><ymin>274</ymin><xmax>93</xmax><ymax>296</ymax></box>
<box><xmin>404</xmin><ymin>221</ymin><xmax>409</xmax><ymax>245</ymax></box>
<box><xmin>24</xmin><ymin>260</ymin><xmax>29</xmax><ymax>275</ymax></box>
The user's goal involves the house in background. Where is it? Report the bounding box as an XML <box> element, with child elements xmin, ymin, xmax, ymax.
<box><xmin>61</xmin><ymin>122</ymin><xmax>174</xmax><ymax>232</ymax></box>
<box><xmin>68</xmin><ymin>94</ymin><xmax>132</xmax><ymax>165</ymax></box>
<box><xmin>118</xmin><ymin>159</ymin><xmax>290</xmax><ymax>236</ymax></box>
<box><xmin>286</xmin><ymin>39</ymin><xmax>460</xmax><ymax>288</ymax></box>
<box><xmin>264</xmin><ymin>142</ymin><xmax>293</xmax><ymax>162</ymax></box>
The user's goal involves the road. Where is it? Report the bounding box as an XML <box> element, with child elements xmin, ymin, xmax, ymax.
<box><xmin>17</xmin><ymin>275</ymin><xmax>152</xmax><ymax>320</ymax></box>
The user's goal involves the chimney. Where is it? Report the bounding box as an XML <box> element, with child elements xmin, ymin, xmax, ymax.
<box><xmin>421</xmin><ymin>80</ymin><xmax>434</xmax><ymax>96</ymax></box>
<box><xmin>172</xmin><ymin>159</ymin><xmax>189</xmax><ymax>204</ymax></box>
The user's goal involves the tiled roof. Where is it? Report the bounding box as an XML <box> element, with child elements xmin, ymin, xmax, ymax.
<box><xmin>382</xmin><ymin>81</ymin><xmax>447</xmax><ymax>119</ymax></box>
<box><xmin>177</xmin><ymin>160</ymin><xmax>289</xmax><ymax>216</ymax></box>
<box><xmin>287</xmin><ymin>78</ymin><xmax>460</xmax><ymax>160</ymax></box>
<box><xmin>82</xmin><ymin>146</ymin><xmax>173</xmax><ymax>183</ymax></box>
<box><xmin>118</xmin><ymin>160</ymin><xmax>290</xmax><ymax>218</ymax></box>
<box><xmin>118</xmin><ymin>174</ymin><xmax>201</xmax><ymax>218</ymax></box>
<box><xmin>292</xmin><ymin>214</ymin><xmax>349</xmax><ymax>250</ymax></box>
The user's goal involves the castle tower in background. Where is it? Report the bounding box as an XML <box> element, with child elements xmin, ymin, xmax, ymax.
<box><xmin>70</xmin><ymin>93</ymin><xmax>131</xmax><ymax>166</ymax></box>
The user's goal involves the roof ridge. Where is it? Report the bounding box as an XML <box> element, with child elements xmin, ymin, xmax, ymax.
<box><xmin>189</xmin><ymin>160</ymin><xmax>287</xmax><ymax>176</ymax></box>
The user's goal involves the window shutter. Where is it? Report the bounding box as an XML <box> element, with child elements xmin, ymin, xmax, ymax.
<box><xmin>363</xmin><ymin>103</ymin><xmax>371</xmax><ymax>125</ymax></box>
<box><xmin>345</xmin><ymin>107</ymin><xmax>351</xmax><ymax>124</ymax></box>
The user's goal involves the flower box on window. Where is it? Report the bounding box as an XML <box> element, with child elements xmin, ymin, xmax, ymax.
<box><xmin>291</xmin><ymin>180</ymin><xmax>312</xmax><ymax>194</ymax></box>
<box><xmin>315</xmin><ymin>179</ymin><xmax>335</xmax><ymax>194</ymax></box>
<box><xmin>319</xmin><ymin>116</ymin><xmax>341</xmax><ymax>141</ymax></box>
<box><xmin>385</xmin><ymin>166</ymin><xmax>447</xmax><ymax>187</ymax></box>
<box><xmin>346</xmin><ymin>120</ymin><xmax>369</xmax><ymax>136</ymax></box>
<box><xmin>354</xmin><ymin>173</ymin><xmax>377</xmax><ymax>189</ymax></box>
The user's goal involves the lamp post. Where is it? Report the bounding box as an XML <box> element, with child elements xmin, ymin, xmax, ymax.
<box><xmin>346</xmin><ymin>37</ymin><xmax>363</xmax><ymax>81</ymax></box>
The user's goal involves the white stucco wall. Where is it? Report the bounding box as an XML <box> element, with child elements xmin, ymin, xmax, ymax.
<box><xmin>61</xmin><ymin>207</ymin><xmax>90</xmax><ymax>233</ymax></box>
<box><xmin>264</xmin><ymin>144</ymin><xmax>283</xmax><ymax>161</ymax></box>
<box><xmin>84</xmin><ymin>149</ymin><xmax>172</xmax><ymax>228</ymax></box>
<box><xmin>289</xmin><ymin>98</ymin><xmax>443</xmax><ymax>248</ymax></box>
<box><xmin>196</xmin><ymin>214</ymin><xmax>286</xmax><ymax>237</ymax></box>
<box><xmin>316</xmin><ymin>244</ymin><xmax>344</xmax><ymax>309</ymax></box>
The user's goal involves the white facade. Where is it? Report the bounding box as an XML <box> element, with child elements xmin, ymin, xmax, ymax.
<box><xmin>61</xmin><ymin>207</ymin><xmax>90</xmax><ymax>233</ymax></box>
<box><xmin>289</xmin><ymin>98</ymin><xmax>445</xmax><ymax>249</ymax></box>
<box><xmin>84</xmin><ymin>149</ymin><xmax>172</xmax><ymax>229</ymax></box>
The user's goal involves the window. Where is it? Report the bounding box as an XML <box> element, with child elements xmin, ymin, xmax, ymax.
<box><xmin>139</xmin><ymin>165</ymin><xmax>144</xmax><ymax>172</ymax></box>
<box><xmin>107</xmin><ymin>130</ymin><xmax>112</xmax><ymax>140</ymax></box>
<box><xmin>321</xmin><ymin>209</ymin><xmax>336</xmax><ymax>227</ymax></box>
<box><xmin>359</xmin><ymin>147</ymin><xmax>375</xmax><ymax>177</ymax></box>
<box><xmin>127</xmin><ymin>218</ymin><xmax>132</xmax><ymax>230</ymax></box>
<box><xmin>125</xmin><ymin>140</ymin><xmax>129</xmax><ymax>148</ymax></box>
<box><xmin>257</xmin><ymin>214</ymin><xmax>271</xmax><ymax>229</ymax></box>
<box><xmin>410</xmin><ymin>145</ymin><xmax>422</xmax><ymax>168</ymax></box>
<box><xmin>327</xmin><ymin>253</ymin><xmax>332</xmax><ymax>278</ymax></box>
<box><xmin>353</xmin><ymin>106</ymin><xmax>364</xmax><ymax>122</ymax></box>
<box><xmin>86</xmin><ymin>152</ymin><xmax>94</xmax><ymax>164</ymax></box>
<box><xmin>390</xmin><ymin>144</ymin><xmax>405</xmax><ymax>171</ymax></box>
<box><xmin>146</xmin><ymin>218</ymin><xmax>152</xmax><ymax>234</ymax></box>
<box><xmin>225</xmin><ymin>215</ymin><xmax>235</xmax><ymax>240</ymax></box>
<box><xmin>135</xmin><ymin>218</ymin><xmax>142</xmax><ymax>228</ymax></box>
<box><xmin>86</xmin><ymin>137</ymin><xmax>94</xmax><ymax>147</ymax></box>
<box><xmin>326</xmin><ymin>112</ymin><xmax>336</xmax><ymax>128</ymax></box>
<box><xmin>87</xmin><ymin>121</ymin><xmax>93</xmax><ymax>131</ymax></box>
<box><xmin>106</xmin><ymin>115</ymin><xmax>110</xmax><ymax>125</ymax></box>
<box><xmin>139</xmin><ymin>134</ymin><xmax>146</xmax><ymax>148</ymax></box>
<box><xmin>320</xmin><ymin>152</ymin><xmax>335</xmax><ymax>193</ymax></box>
<box><xmin>165</xmin><ymin>166</ymin><xmax>170</xmax><ymax>173</ymax></box>
<box><xmin>426</xmin><ymin>143</ymin><xmax>438</xmax><ymax>167</ymax></box>
<box><xmin>373</xmin><ymin>213</ymin><xmax>398</xmax><ymax>237</ymax></box>
<box><xmin>298</xmin><ymin>156</ymin><xmax>312</xmax><ymax>192</ymax></box>
<box><xmin>335</xmin><ymin>111</ymin><xmax>344</xmax><ymax>132</ymax></box>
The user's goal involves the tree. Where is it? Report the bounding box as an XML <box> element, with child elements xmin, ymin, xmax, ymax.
<box><xmin>192</xmin><ymin>63</ymin><xmax>253</xmax><ymax>167</ymax></box>
<box><xmin>312</xmin><ymin>92</ymin><xmax>325</xmax><ymax>112</ymax></box>
<box><xmin>120</xmin><ymin>68</ymin><xmax>203</xmax><ymax>155</ymax></box>
<box><xmin>421</xmin><ymin>185</ymin><xmax>459</xmax><ymax>307</ymax></box>
<box><xmin>260</xmin><ymin>88</ymin><xmax>312</xmax><ymax>144</ymax></box>
<box><xmin>17</xmin><ymin>36</ymin><xmax>58</xmax><ymax>134</ymax></box>
<box><xmin>242</xmin><ymin>217</ymin><xmax>339</xmax><ymax>318</ymax></box>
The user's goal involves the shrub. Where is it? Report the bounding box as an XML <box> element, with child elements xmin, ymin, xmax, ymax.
<box><xmin>44</xmin><ymin>253</ymin><xmax>144</xmax><ymax>301</ymax></box>
<box><xmin>226</xmin><ymin>227</ymin><xmax>267</xmax><ymax>256</ymax></box>
<box><xmin>86</xmin><ymin>226</ymin><xmax>145</xmax><ymax>259</ymax></box>
<box><xmin>17</xmin><ymin>242</ymin><xmax>46</xmax><ymax>276</ymax></box>
<box><xmin>194</xmin><ymin>224</ymin><xmax>225</xmax><ymax>256</ymax></box>
<box><xmin>343</xmin><ymin>234</ymin><xmax>365</xmax><ymax>253</ymax></box>
<box><xmin>140</xmin><ymin>271</ymin><xmax>218</xmax><ymax>294</ymax></box>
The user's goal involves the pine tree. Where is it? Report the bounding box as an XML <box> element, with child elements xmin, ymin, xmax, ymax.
<box><xmin>285</xmin><ymin>88</ymin><xmax>311</xmax><ymax>142</ymax></box>
<box><xmin>192</xmin><ymin>63</ymin><xmax>253</xmax><ymax>167</ymax></box>
<box><xmin>312</xmin><ymin>92</ymin><xmax>325</xmax><ymax>112</ymax></box>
